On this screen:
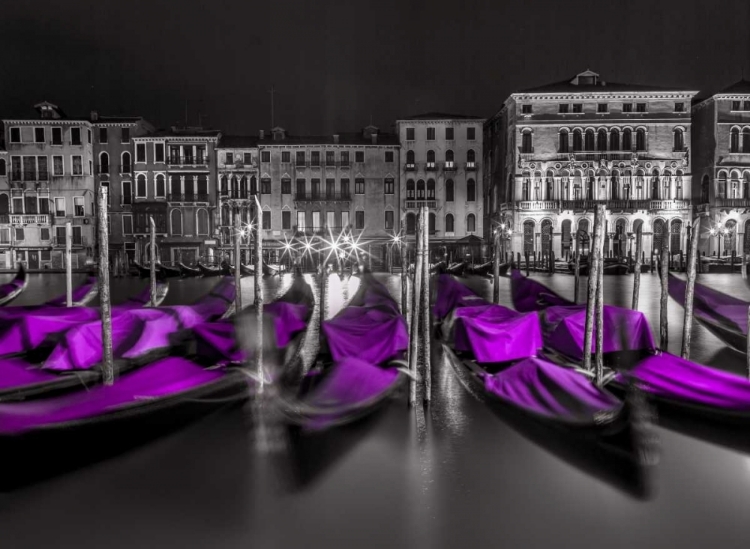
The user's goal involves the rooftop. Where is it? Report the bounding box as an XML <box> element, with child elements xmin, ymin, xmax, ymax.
<box><xmin>516</xmin><ymin>69</ymin><xmax>691</xmax><ymax>95</ymax></box>
<box><xmin>399</xmin><ymin>112</ymin><xmax>484</xmax><ymax>121</ymax></box>
<box><xmin>715</xmin><ymin>79</ymin><xmax>750</xmax><ymax>95</ymax></box>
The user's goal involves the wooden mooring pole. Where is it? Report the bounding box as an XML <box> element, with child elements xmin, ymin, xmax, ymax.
<box><xmin>660</xmin><ymin>245</ymin><xmax>669</xmax><ymax>349</ymax></box>
<box><xmin>421</xmin><ymin>205</ymin><xmax>431</xmax><ymax>403</ymax></box>
<box><xmin>149</xmin><ymin>217</ymin><xmax>157</xmax><ymax>306</ymax></box>
<box><xmin>98</xmin><ymin>186</ymin><xmax>114</xmax><ymax>385</ymax></box>
<box><xmin>583</xmin><ymin>205</ymin><xmax>605</xmax><ymax>374</ymax></box>
<box><xmin>573</xmin><ymin>247</ymin><xmax>580</xmax><ymax>304</ymax></box>
<box><xmin>632</xmin><ymin>225</ymin><xmax>643</xmax><ymax>310</ymax></box>
<box><xmin>408</xmin><ymin>208</ymin><xmax>424</xmax><ymax>407</ymax></box>
<box><xmin>65</xmin><ymin>221</ymin><xmax>72</xmax><ymax>307</ymax></box>
<box><xmin>595</xmin><ymin>224</ymin><xmax>604</xmax><ymax>386</ymax></box>
<box><xmin>254</xmin><ymin>196</ymin><xmax>264</xmax><ymax>392</ymax></box>
<box><xmin>681</xmin><ymin>217</ymin><xmax>701</xmax><ymax>359</ymax></box>
<box><xmin>234</xmin><ymin>214</ymin><xmax>243</xmax><ymax>313</ymax></box>
<box><xmin>493</xmin><ymin>229</ymin><xmax>501</xmax><ymax>304</ymax></box>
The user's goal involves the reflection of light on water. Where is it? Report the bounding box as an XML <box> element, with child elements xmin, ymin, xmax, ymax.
<box><xmin>436</xmin><ymin>350</ymin><xmax>469</xmax><ymax>438</ymax></box>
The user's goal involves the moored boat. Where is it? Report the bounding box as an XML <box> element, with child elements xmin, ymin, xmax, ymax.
<box><xmin>198</xmin><ymin>262</ymin><xmax>222</xmax><ymax>277</ymax></box>
<box><xmin>0</xmin><ymin>264</ymin><xmax>28</xmax><ymax>306</ymax></box>
<box><xmin>156</xmin><ymin>262</ymin><xmax>181</xmax><ymax>278</ymax></box>
<box><xmin>179</xmin><ymin>262</ymin><xmax>202</xmax><ymax>278</ymax></box>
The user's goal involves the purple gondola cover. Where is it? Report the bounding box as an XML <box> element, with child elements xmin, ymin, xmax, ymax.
<box><xmin>0</xmin><ymin>307</ymin><xmax>103</xmax><ymax>356</ymax></box>
<box><xmin>668</xmin><ymin>274</ymin><xmax>748</xmax><ymax>335</ymax></box>
<box><xmin>621</xmin><ymin>352</ymin><xmax>750</xmax><ymax>410</ymax></box>
<box><xmin>482</xmin><ymin>356</ymin><xmax>622</xmax><ymax>423</ymax></box>
<box><xmin>433</xmin><ymin>274</ymin><xmax>488</xmax><ymax>320</ymax></box>
<box><xmin>542</xmin><ymin>305</ymin><xmax>656</xmax><ymax>361</ymax></box>
<box><xmin>322</xmin><ymin>277</ymin><xmax>408</xmax><ymax>365</ymax></box>
<box><xmin>510</xmin><ymin>269</ymin><xmax>573</xmax><ymax>312</ymax></box>
<box><xmin>0</xmin><ymin>357</ymin><xmax>229</xmax><ymax>435</ymax></box>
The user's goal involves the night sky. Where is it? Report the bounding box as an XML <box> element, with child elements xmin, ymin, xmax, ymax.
<box><xmin>1</xmin><ymin>0</ymin><xmax>748</xmax><ymax>134</ymax></box>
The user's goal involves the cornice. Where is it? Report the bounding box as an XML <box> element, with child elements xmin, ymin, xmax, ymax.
<box><xmin>510</xmin><ymin>91</ymin><xmax>699</xmax><ymax>101</ymax></box>
<box><xmin>3</xmin><ymin>119</ymin><xmax>92</xmax><ymax>126</ymax></box>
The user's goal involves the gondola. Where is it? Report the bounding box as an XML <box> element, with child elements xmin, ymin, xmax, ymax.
<box><xmin>667</xmin><ymin>274</ymin><xmax>748</xmax><ymax>353</ymax></box>
<box><xmin>263</xmin><ymin>263</ymin><xmax>280</xmax><ymax>277</ymax></box>
<box><xmin>466</xmin><ymin>261</ymin><xmax>493</xmax><ymax>276</ymax></box>
<box><xmin>179</xmin><ymin>262</ymin><xmax>202</xmax><ymax>278</ymax></box>
<box><xmin>44</xmin><ymin>274</ymin><xmax>99</xmax><ymax>307</ymax></box>
<box><xmin>198</xmin><ymin>262</ymin><xmax>223</xmax><ymax>277</ymax></box>
<box><xmin>446</xmin><ymin>261</ymin><xmax>468</xmax><ymax>277</ymax></box>
<box><xmin>0</xmin><ymin>264</ymin><xmax>28</xmax><ymax>306</ymax></box>
<box><xmin>278</xmin><ymin>272</ymin><xmax>410</xmax><ymax>432</ymax></box>
<box><xmin>0</xmin><ymin>278</ymin><xmax>234</xmax><ymax>402</ymax></box>
<box><xmin>133</xmin><ymin>261</ymin><xmax>165</xmax><ymax>281</ymax></box>
<box><xmin>156</xmin><ymin>262</ymin><xmax>181</xmax><ymax>278</ymax></box>
<box><xmin>226</xmin><ymin>263</ymin><xmax>255</xmax><ymax>277</ymax></box>
<box><xmin>435</xmin><ymin>274</ymin><xmax>654</xmax><ymax>472</ymax></box>
<box><xmin>430</xmin><ymin>261</ymin><xmax>447</xmax><ymax>274</ymax></box>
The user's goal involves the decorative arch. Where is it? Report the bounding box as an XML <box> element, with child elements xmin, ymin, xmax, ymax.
<box><xmin>99</xmin><ymin>152</ymin><xmax>109</xmax><ymax>174</ymax></box>
<box><xmin>523</xmin><ymin>219</ymin><xmax>535</xmax><ymax>253</ymax></box>
<box><xmin>170</xmin><ymin>208</ymin><xmax>183</xmax><ymax>236</ymax></box>
<box><xmin>653</xmin><ymin>218</ymin><xmax>666</xmax><ymax>254</ymax></box>
<box><xmin>121</xmin><ymin>151</ymin><xmax>131</xmax><ymax>173</ymax></box>
<box><xmin>196</xmin><ymin>208</ymin><xmax>209</xmax><ymax>236</ymax></box>
<box><xmin>445</xmin><ymin>213</ymin><xmax>454</xmax><ymax>233</ymax></box>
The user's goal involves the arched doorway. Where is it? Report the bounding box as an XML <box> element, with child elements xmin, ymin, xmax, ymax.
<box><xmin>523</xmin><ymin>220</ymin><xmax>535</xmax><ymax>254</ymax></box>
<box><xmin>670</xmin><ymin>219</ymin><xmax>682</xmax><ymax>254</ymax></box>
<box><xmin>541</xmin><ymin>219</ymin><xmax>552</xmax><ymax>257</ymax></box>
<box><xmin>725</xmin><ymin>219</ymin><xmax>737</xmax><ymax>256</ymax></box>
<box><xmin>653</xmin><ymin>219</ymin><xmax>665</xmax><ymax>255</ymax></box>
<box><xmin>561</xmin><ymin>219</ymin><xmax>572</xmax><ymax>256</ymax></box>
<box><xmin>577</xmin><ymin>218</ymin><xmax>590</xmax><ymax>256</ymax></box>
<box><xmin>615</xmin><ymin>218</ymin><xmax>627</xmax><ymax>258</ymax></box>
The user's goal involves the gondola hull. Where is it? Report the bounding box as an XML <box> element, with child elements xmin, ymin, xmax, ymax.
<box><xmin>0</xmin><ymin>265</ymin><xmax>28</xmax><ymax>306</ymax></box>
<box><xmin>198</xmin><ymin>262</ymin><xmax>222</xmax><ymax>277</ymax></box>
<box><xmin>179</xmin><ymin>262</ymin><xmax>202</xmax><ymax>278</ymax></box>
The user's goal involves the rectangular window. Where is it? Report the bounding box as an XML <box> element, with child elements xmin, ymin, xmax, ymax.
<box><xmin>467</xmin><ymin>127</ymin><xmax>476</xmax><ymax>140</ymax></box>
<box><xmin>355</xmin><ymin>151</ymin><xmax>364</xmax><ymax>163</ymax></box>
<box><xmin>38</xmin><ymin>156</ymin><xmax>48</xmax><ymax>180</ymax></box>
<box><xmin>340</xmin><ymin>151</ymin><xmax>350</xmax><ymax>166</ymax></box>
<box><xmin>23</xmin><ymin>157</ymin><xmax>36</xmax><ymax>180</ymax></box>
<box><xmin>122</xmin><ymin>215</ymin><xmax>133</xmax><ymax>235</ymax></box>
<box><xmin>427</xmin><ymin>127</ymin><xmax>436</xmax><ymax>140</ymax></box>
<box><xmin>281</xmin><ymin>177</ymin><xmax>291</xmax><ymax>194</ymax></box>
<box><xmin>225</xmin><ymin>152</ymin><xmax>234</xmax><ymax>165</ymax></box>
<box><xmin>122</xmin><ymin>181</ymin><xmax>132</xmax><ymax>205</ymax></box>
<box><xmin>0</xmin><ymin>228</ymin><xmax>9</xmax><ymax>244</ymax></box>
<box><xmin>406</xmin><ymin>128</ymin><xmax>415</xmax><ymax>141</ymax></box>
<box><xmin>54</xmin><ymin>197</ymin><xmax>65</xmax><ymax>216</ymax></box>
<box><xmin>262</xmin><ymin>211</ymin><xmax>271</xmax><ymax>230</ymax></box>
<box><xmin>71</xmin><ymin>127</ymin><xmax>81</xmax><ymax>145</ymax></box>
<box><xmin>121</xmin><ymin>128</ymin><xmax>130</xmax><ymax>143</ymax></box>
<box><xmin>15</xmin><ymin>228</ymin><xmax>24</xmax><ymax>242</ymax></box>
<box><xmin>674</xmin><ymin>102</ymin><xmax>685</xmax><ymax>112</ymax></box>
<box><xmin>326</xmin><ymin>178</ymin><xmax>335</xmax><ymax>198</ymax></box>
<box><xmin>254</xmin><ymin>150</ymin><xmax>267</xmax><ymax>163</ymax></box>
<box><xmin>326</xmin><ymin>151</ymin><xmax>335</xmax><ymax>165</ymax></box>
<box><xmin>732</xmin><ymin>101</ymin><xmax>741</xmax><ymax>111</ymax></box>
<box><xmin>384</xmin><ymin>177</ymin><xmax>394</xmax><ymax>194</ymax></box>
<box><xmin>385</xmin><ymin>151</ymin><xmax>394</xmax><ymax>163</ymax></box>
<box><xmin>296</xmin><ymin>211</ymin><xmax>306</xmax><ymax>231</ymax></box>
<box><xmin>74</xmin><ymin>197</ymin><xmax>85</xmax><ymax>217</ymax></box>
<box><xmin>10</xmin><ymin>128</ymin><xmax>20</xmax><ymax>143</ymax></box>
<box><xmin>261</xmin><ymin>177</ymin><xmax>271</xmax><ymax>194</ymax></box>
<box><xmin>636</xmin><ymin>103</ymin><xmax>647</xmax><ymax>112</ymax></box>
<box><xmin>355</xmin><ymin>210</ymin><xmax>364</xmax><ymax>229</ymax></box>
<box><xmin>341</xmin><ymin>178</ymin><xmax>350</xmax><ymax>198</ymax></box>
<box><xmin>136</xmin><ymin>144</ymin><xmax>146</xmax><ymax>163</ymax></box>
<box><xmin>296</xmin><ymin>178</ymin><xmax>306</xmax><ymax>198</ymax></box>
<box><xmin>597</xmin><ymin>103</ymin><xmax>608</xmax><ymax>113</ymax></box>
<box><xmin>151</xmin><ymin>143</ymin><xmax>163</xmax><ymax>163</ymax></box>
<box><xmin>572</xmin><ymin>103</ymin><xmax>583</xmax><ymax>113</ymax></box>
<box><xmin>10</xmin><ymin>157</ymin><xmax>21</xmax><ymax>180</ymax></box>
<box><xmin>72</xmin><ymin>226</ymin><xmax>82</xmax><ymax>245</ymax></box>
<box><xmin>558</xmin><ymin>104</ymin><xmax>569</xmax><ymax>113</ymax></box>
<box><xmin>384</xmin><ymin>210</ymin><xmax>394</xmax><ymax>230</ymax></box>
<box><xmin>312</xmin><ymin>211</ymin><xmax>321</xmax><ymax>230</ymax></box>
<box><xmin>623</xmin><ymin>103</ymin><xmax>633</xmax><ymax>113</ymax></box>
<box><xmin>521</xmin><ymin>105</ymin><xmax>532</xmax><ymax>114</ymax></box>
<box><xmin>88</xmin><ymin>129</ymin><xmax>92</xmax><ymax>144</ymax></box>
<box><xmin>281</xmin><ymin>151</ymin><xmax>291</xmax><ymax>163</ymax></box>
<box><xmin>243</xmin><ymin>152</ymin><xmax>252</xmax><ymax>165</ymax></box>
<box><xmin>99</xmin><ymin>128</ymin><xmax>108</xmax><ymax>143</ymax></box>
<box><xmin>12</xmin><ymin>197</ymin><xmax>23</xmax><ymax>214</ymax></box>
<box><xmin>355</xmin><ymin>177</ymin><xmax>365</xmax><ymax>194</ymax></box>
<box><xmin>327</xmin><ymin>211</ymin><xmax>336</xmax><ymax>229</ymax></box>
<box><xmin>445</xmin><ymin>127</ymin><xmax>454</xmax><ymax>140</ymax></box>
<box><xmin>51</xmin><ymin>127</ymin><xmax>62</xmax><ymax>145</ymax></box>
<box><xmin>744</xmin><ymin>101</ymin><xmax>750</xmax><ymax>111</ymax></box>
<box><xmin>311</xmin><ymin>179</ymin><xmax>320</xmax><ymax>199</ymax></box>
<box><xmin>34</xmin><ymin>127</ymin><xmax>45</xmax><ymax>143</ymax></box>
<box><xmin>296</xmin><ymin>151</ymin><xmax>305</xmax><ymax>166</ymax></box>
<box><xmin>282</xmin><ymin>210</ymin><xmax>291</xmax><ymax>230</ymax></box>
<box><xmin>72</xmin><ymin>156</ymin><xmax>82</xmax><ymax>175</ymax></box>
<box><xmin>53</xmin><ymin>156</ymin><xmax>63</xmax><ymax>176</ymax></box>
<box><xmin>341</xmin><ymin>211</ymin><xmax>350</xmax><ymax>228</ymax></box>
<box><xmin>311</xmin><ymin>151</ymin><xmax>320</xmax><ymax>166</ymax></box>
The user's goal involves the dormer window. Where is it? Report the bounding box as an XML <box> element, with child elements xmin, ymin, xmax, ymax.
<box><xmin>522</xmin><ymin>105</ymin><xmax>533</xmax><ymax>114</ymax></box>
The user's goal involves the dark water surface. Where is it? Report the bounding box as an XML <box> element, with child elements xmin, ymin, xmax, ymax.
<box><xmin>2</xmin><ymin>272</ymin><xmax>750</xmax><ymax>548</ymax></box>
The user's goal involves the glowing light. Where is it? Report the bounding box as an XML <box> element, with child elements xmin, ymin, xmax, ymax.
<box><xmin>710</xmin><ymin>228</ymin><xmax>717</xmax><ymax>236</ymax></box>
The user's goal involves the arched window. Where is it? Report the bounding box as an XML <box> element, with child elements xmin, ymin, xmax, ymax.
<box><xmin>615</xmin><ymin>218</ymin><xmax>627</xmax><ymax>257</ymax></box>
<box><xmin>467</xmin><ymin>179</ymin><xmax>476</xmax><ymax>202</ymax></box>
<box><xmin>663</xmin><ymin>170</ymin><xmax>672</xmax><ymax>200</ymax></box>
<box><xmin>467</xmin><ymin>214</ymin><xmax>476</xmax><ymax>233</ymax></box>
<box><xmin>445</xmin><ymin>179</ymin><xmax>454</xmax><ymax>201</ymax></box>
<box><xmin>240</xmin><ymin>176</ymin><xmax>248</xmax><ymax>198</ymax></box>
<box><xmin>717</xmin><ymin>170</ymin><xmax>728</xmax><ymax>198</ymax></box>
<box><xmin>136</xmin><ymin>173</ymin><xmax>147</xmax><ymax>198</ymax></box>
<box><xmin>622</xmin><ymin>128</ymin><xmax>632</xmax><ymax>151</ymax></box>
<box><xmin>406</xmin><ymin>212</ymin><xmax>416</xmax><ymax>235</ymax></box>
<box><xmin>743</xmin><ymin>128</ymin><xmax>750</xmax><ymax>153</ymax></box>
<box><xmin>522</xmin><ymin>172</ymin><xmax>530</xmax><ymax>200</ymax></box>
<box><xmin>673</xmin><ymin>128</ymin><xmax>685</xmax><ymax>151</ymax></box>
<box><xmin>407</xmin><ymin>179</ymin><xmax>415</xmax><ymax>199</ymax></box>
<box><xmin>99</xmin><ymin>152</ymin><xmax>109</xmax><ymax>174</ymax></box>
<box><xmin>561</xmin><ymin>219</ymin><xmax>572</xmax><ymax>253</ymax></box>
<box><xmin>0</xmin><ymin>194</ymin><xmax>8</xmax><ymax>214</ymax></box>
<box><xmin>521</xmin><ymin>131</ymin><xmax>533</xmax><ymax>154</ymax></box>
<box><xmin>572</xmin><ymin>129</ymin><xmax>583</xmax><ymax>152</ymax></box>
<box><xmin>725</xmin><ymin>219</ymin><xmax>737</xmax><ymax>256</ymax></box>
<box><xmin>250</xmin><ymin>176</ymin><xmax>257</xmax><ymax>195</ymax></box>
<box><xmin>406</xmin><ymin>150</ymin><xmax>415</xmax><ymax>166</ymax></box>
<box><xmin>229</xmin><ymin>176</ymin><xmax>237</xmax><ymax>198</ymax></box>
<box><xmin>609</xmin><ymin>129</ymin><xmax>620</xmax><ymax>151</ymax></box>
<box><xmin>587</xmin><ymin>171</ymin><xmax>595</xmax><ymax>200</ymax></box>
<box><xmin>467</xmin><ymin>149</ymin><xmax>476</xmax><ymax>164</ymax></box>
<box><xmin>523</xmin><ymin>220</ymin><xmax>534</xmax><ymax>253</ymax></box>
<box><xmin>154</xmin><ymin>174</ymin><xmax>165</xmax><ymax>197</ymax></box>
<box><xmin>573</xmin><ymin>170</ymin><xmax>582</xmax><ymax>200</ymax></box>
<box><xmin>445</xmin><ymin>213</ymin><xmax>454</xmax><ymax>232</ymax></box>
<box><xmin>731</xmin><ymin>128</ymin><xmax>740</xmax><ymax>153</ymax></box>
<box><xmin>610</xmin><ymin>171</ymin><xmax>619</xmax><ymax>200</ymax></box>
<box><xmin>597</xmin><ymin>129</ymin><xmax>607</xmax><ymax>151</ymax></box>
<box><xmin>429</xmin><ymin>212</ymin><xmax>436</xmax><ymax>234</ymax></box>
<box><xmin>730</xmin><ymin>170</ymin><xmax>741</xmax><ymax>198</ymax></box>
<box><xmin>541</xmin><ymin>219</ymin><xmax>552</xmax><ymax>256</ymax></box>
<box><xmin>559</xmin><ymin>130</ymin><xmax>569</xmax><ymax>153</ymax></box>
<box><xmin>546</xmin><ymin>170</ymin><xmax>554</xmax><ymax>199</ymax></box>
<box><xmin>121</xmin><ymin>152</ymin><xmax>131</xmax><ymax>174</ymax></box>
<box><xmin>636</xmin><ymin>129</ymin><xmax>646</xmax><ymax>151</ymax></box>
<box><xmin>653</xmin><ymin>219</ymin><xmax>665</xmax><ymax>254</ymax></box>
<box><xmin>744</xmin><ymin>172</ymin><xmax>750</xmax><ymax>199</ymax></box>
<box><xmin>584</xmin><ymin>130</ymin><xmax>595</xmax><ymax>151</ymax></box>
<box><xmin>197</xmin><ymin>208</ymin><xmax>209</xmax><ymax>236</ymax></box>
<box><xmin>427</xmin><ymin>150</ymin><xmax>436</xmax><ymax>167</ymax></box>
<box><xmin>427</xmin><ymin>179</ymin><xmax>435</xmax><ymax>199</ymax></box>
<box><xmin>417</xmin><ymin>179</ymin><xmax>425</xmax><ymax>199</ymax></box>
<box><xmin>670</xmin><ymin>219</ymin><xmax>682</xmax><ymax>253</ymax></box>
<box><xmin>221</xmin><ymin>203</ymin><xmax>230</xmax><ymax>226</ymax></box>
<box><xmin>445</xmin><ymin>150</ymin><xmax>454</xmax><ymax>166</ymax></box>
<box><xmin>651</xmin><ymin>169</ymin><xmax>660</xmax><ymax>199</ymax></box>
<box><xmin>170</xmin><ymin>209</ymin><xmax>183</xmax><ymax>236</ymax></box>
<box><xmin>220</xmin><ymin>176</ymin><xmax>228</xmax><ymax>195</ymax></box>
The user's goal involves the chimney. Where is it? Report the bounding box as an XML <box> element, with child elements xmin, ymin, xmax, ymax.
<box><xmin>333</xmin><ymin>134</ymin><xmax>339</xmax><ymax>144</ymax></box>
<box><xmin>259</xmin><ymin>129</ymin><xmax>265</xmax><ymax>139</ymax></box>
<box><xmin>90</xmin><ymin>110</ymin><xmax>98</xmax><ymax>122</ymax></box>
<box><xmin>371</xmin><ymin>134</ymin><xmax>377</xmax><ymax>145</ymax></box>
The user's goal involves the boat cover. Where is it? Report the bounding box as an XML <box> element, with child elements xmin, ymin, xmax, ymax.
<box><xmin>668</xmin><ymin>274</ymin><xmax>747</xmax><ymax>335</ymax></box>
<box><xmin>0</xmin><ymin>357</ymin><xmax>230</xmax><ymax>435</ymax></box>
<box><xmin>510</xmin><ymin>269</ymin><xmax>573</xmax><ymax>312</ymax></box>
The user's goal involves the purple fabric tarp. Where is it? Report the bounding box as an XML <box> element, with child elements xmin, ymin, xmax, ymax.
<box><xmin>483</xmin><ymin>356</ymin><xmax>622</xmax><ymax>422</ymax></box>
<box><xmin>668</xmin><ymin>274</ymin><xmax>748</xmax><ymax>335</ymax></box>
<box><xmin>511</xmin><ymin>269</ymin><xmax>573</xmax><ymax>312</ymax></box>
<box><xmin>433</xmin><ymin>274</ymin><xmax>488</xmax><ymax>320</ymax></box>
<box><xmin>542</xmin><ymin>305</ymin><xmax>656</xmax><ymax>361</ymax></box>
<box><xmin>620</xmin><ymin>352</ymin><xmax>750</xmax><ymax>410</ymax></box>
<box><xmin>0</xmin><ymin>357</ymin><xmax>229</xmax><ymax>435</ymax></box>
<box><xmin>322</xmin><ymin>277</ymin><xmax>408</xmax><ymax>365</ymax></box>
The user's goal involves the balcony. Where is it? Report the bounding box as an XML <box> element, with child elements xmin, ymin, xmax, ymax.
<box><xmin>168</xmin><ymin>157</ymin><xmax>209</xmax><ymax>167</ymax></box>
<box><xmin>466</xmin><ymin>161</ymin><xmax>477</xmax><ymax>171</ymax></box>
<box><xmin>168</xmin><ymin>193</ymin><xmax>210</xmax><ymax>203</ymax></box>
<box><xmin>10</xmin><ymin>214</ymin><xmax>50</xmax><ymax>225</ymax></box>
<box><xmin>425</xmin><ymin>162</ymin><xmax>437</xmax><ymax>171</ymax></box>
<box><xmin>405</xmin><ymin>200</ymin><xmax>437</xmax><ymax>209</ymax></box>
<box><xmin>715</xmin><ymin>198</ymin><xmax>750</xmax><ymax>208</ymax></box>
<box><xmin>405</xmin><ymin>163</ymin><xmax>416</xmax><ymax>171</ymax></box>
<box><xmin>649</xmin><ymin>199</ymin><xmax>690</xmax><ymax>210</ymax></box>
<box><xmin>294</xmin><ymin>192</ymin><xmax>351</xmax><ymax>201</ymax></box>
<box><xmin>220</xmin><ymin>191</ymin><xmax>256</xmax><ymax>200</ymax></box>
<box><xmin>52</xmin><ymin>235</ymin><xmax>87</xmax><ymax>248</ymax></box>
<box><xmin>517</xmin><ymin>200</ymin><xmax>558</xmax><ymax>211</ymax></box>
<box><xmin>444</xmin><ymin>162</ymin><xmax>456</xmax><ymax>172</ymax></box>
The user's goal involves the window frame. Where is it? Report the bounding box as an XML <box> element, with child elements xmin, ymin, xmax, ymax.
<box><xmin>122</xmin><ymin>214</ymin><xmax>133</xmax><ymax>235</ymax></box>
<box><xmin>34</xmin><ymin>127</ymin><xmax>45</xmax><ymax>143</ymax></box>
<box><xmin>70</xmin><ymin>127</ymin><xmax>82</xmax><ymax>146</ymax></box>
<box><xmin>71</xmin><ymin>155</ymin><xmax>83</xmax><ymax>176</ymax></box>
<box><xmin>73</xmin><ymin>196</ymin><xmax>85</xmax><ymax>217</ymax></box>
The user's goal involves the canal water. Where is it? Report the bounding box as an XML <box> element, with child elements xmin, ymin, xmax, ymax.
<box><xmin>1</xmin><ymin>271</ymin><xmax>750</xmax><ymax>548</ymax></box>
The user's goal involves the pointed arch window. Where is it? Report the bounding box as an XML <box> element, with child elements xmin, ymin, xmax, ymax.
<box><xmin>445</xmin><ymin>214</ymin><xmax>454</xmax><ymax>233</ymax></box>
<box><xmin>731</xmin><ymin>128</ymin><xmax>740</xmax><ymax>153</ymax></box>
<box><xmin>559</xmin><ymin>130</ymin><xmax>569</xmax><ymax>153</ymax></box>
<box><xmin>170</xmin><ymin>209</ymin><xmax>183</xmax><ymax>236</ymax></box>
<box><xmin>99</xmin><ymin>152</ymin><xmax>109</xmax><ymax>174</ymax></box>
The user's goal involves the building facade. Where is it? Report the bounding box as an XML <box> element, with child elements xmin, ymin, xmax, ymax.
<box><xmin>0</xmin><ymin>102</ymin><xmax>97</xmax><ymax>270</ymax></box>
<box><xmin>486</xmin><ymin>70</ymin><xmax>698</xmax><ymax>262</ymax></box>
<box><xmin>129</xmin><ymin>127</ymin><xmax>220</xmax><ymax>266</ymax></box>
<box><xmin>396</xmin><ymin>113</ymin><xmax>485</xmax><ymax>262</ymax></box>
<box><xmin>91</xmin><ymin>112</ymin><xmax>155</xmax><ymax>270</ymax></box>
<box><xmin>691</xmin><ymin>80</ymin><xmax>750</xmax><ymax>257</ymax></box>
